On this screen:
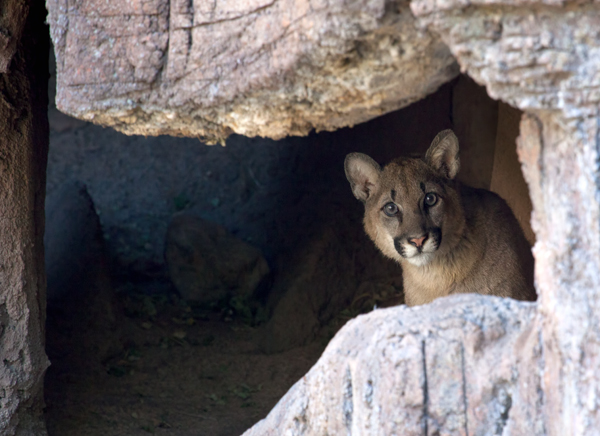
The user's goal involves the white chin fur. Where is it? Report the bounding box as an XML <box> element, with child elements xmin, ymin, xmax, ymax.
<box><xmin>401</xmin><ymin>238</ymin><xmax>436</xmax><ymax>267</ymax></box>
<box><xmin>405</xmin><ymin>253</ymin><xmax>434</xmax><ymax>267</ymax></box>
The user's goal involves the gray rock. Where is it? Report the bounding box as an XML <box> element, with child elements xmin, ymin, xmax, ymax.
<box><xmin>46</xmin><ymin>0</ymin><xmax>458</xmax><ymax>142</ymax></box>
<box><xmin>0</xmin><ymin>2</ymin><xmax>50</xmax><ymax>432</ymax></box>
<box><xmin>243</xmin><ymin>294</ymin><xmax>543</xmax><ymax>436</ymax></box>
<box><xmin>165</xmin><ymin>213</ymin><xmax>269</xmax><ymax>303</ymax></box>
<box><xmin>45</xmin><ymin>180</ymin><xmax>105</xmax><ymax>303</ymax></box>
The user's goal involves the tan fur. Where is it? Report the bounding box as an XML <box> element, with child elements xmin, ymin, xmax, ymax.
<box><xmin>345</xmin><ymin>130</ymin><xmax>536</xmax><ymax>306</ymax></box>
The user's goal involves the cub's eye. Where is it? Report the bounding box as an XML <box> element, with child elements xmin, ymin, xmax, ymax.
<box><xmin>424</xmin><ymin>193</ymin><xmax>438</xmax><ymax>206</ymax></box>
<box><xmin>383</xmin><ymin>202</ymin><xmax>399</xmax><ymax>217</ymax></box>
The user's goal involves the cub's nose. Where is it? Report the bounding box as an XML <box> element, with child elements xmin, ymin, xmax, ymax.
<box><xmin>408</xmin><ymin>234</ymin><xmax>428</xmax><ymax>248</ymax></box>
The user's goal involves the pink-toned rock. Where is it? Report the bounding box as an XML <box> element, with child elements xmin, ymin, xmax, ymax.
<box><xmin>0</xmin><ymin>1</ymin><xmax>50</xmax><ymax>434</ymax></box>
<box><xmin>243</xmin><ymin>295</ymin><xmax>543</xmax><ymax>436</ymax></box>
<box><xmin>47</xmin><ymin>0</ymin><xmax>458</xmax><ymax>142</ymax></box>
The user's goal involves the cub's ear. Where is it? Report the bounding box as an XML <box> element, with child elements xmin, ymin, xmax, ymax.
<box><xmin>425</xmin><ymin>129</ymin><xmax>460</xmax><ymax>179</ymax></box>
<box><xmin>344</xmin><ymin>153</ymin><xmax>381</xmax><ymax>203</ymax></box>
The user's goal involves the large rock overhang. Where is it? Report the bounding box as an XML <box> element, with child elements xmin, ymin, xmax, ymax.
<box><xmin>47</xmin><ymin>0</ymin><xmax>459</xmax><ymax>143</ymax></box>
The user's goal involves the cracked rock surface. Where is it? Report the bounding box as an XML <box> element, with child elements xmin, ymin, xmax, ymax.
<box><xmin>47</xmin><ymin>0</ymin><xmax>458</xmax><ymax>142</ymax></box>
<box><xmin>242</xmin><ymin>294</ymin><xmax>543</xmax><ymax>436</ymax></box>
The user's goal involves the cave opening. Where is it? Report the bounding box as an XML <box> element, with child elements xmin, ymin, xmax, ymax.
<box><xmin>43</xmin><ymin>62</ymin><xmax>535</xmax><ymax>434</ymax></box>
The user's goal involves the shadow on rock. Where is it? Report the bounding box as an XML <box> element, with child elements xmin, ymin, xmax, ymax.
<box><xmin>45</xmin><ymin>180</ymin><xmax>124</xmax><ymax>375</ymax></box>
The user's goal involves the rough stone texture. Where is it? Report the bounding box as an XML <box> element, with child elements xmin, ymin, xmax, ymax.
<box><xmin>46</xmin><ymin>0</ymin><xmax>459</xmax><ymax>142</ymax></box>
<box><xmin>0</xmin><ymin>0</ymin><xmax>28</xmax><ymax>72</ymax></box>
<box><xmin>517</xmin><ymin>113</ymin><xmax>600</xmax><ymax>436</ymax></box>
<box><xmin>244</xmin><ymin>295</ymin><xmax>544</xmax><ymax>436</ymax></box>
<box><xmin>44</xmin><ymin>179</ymin><xmax>124</xmax><ymax>368</ymax></box>
<box><xmin>411</xmin><ymin>1</ymin><xmax>600</xmax><ymax>119</ymax></box>
<box><xmin>165</xmin><ymin>213</ymin><xmax>270</xmax><ymax>303</ymax></box>
<box><xmin>0</xmin><ymin>0</ymin><xmax>50</xmax><ymax>434</ymax></box>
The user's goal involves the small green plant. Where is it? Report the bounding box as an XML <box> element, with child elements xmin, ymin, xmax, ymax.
<box><xmin>229</xmin><ymin>295</ymin><xmax>253</xmax><ymax>324</ymax></box>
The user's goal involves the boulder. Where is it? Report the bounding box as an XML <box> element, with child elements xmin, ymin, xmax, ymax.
<box><xmin>0</xmin><ymin>0</ymin><xmax>28</xmax><ymax>72</ymax></box>
<box><xmin>243</xmin><ymin>295</ymin><xmax>543</xmax><ymax>435</ymax></box>
<box><xmin>165</xmin><ymin>213</ymin><xmax>269</xmax><ymax>303</ymax></box>
<box><xmin>46</xmin><ymin>0</ymin><xmax>458</xmax><ymax>142</ymax></box>
<box><xmin>45</xmin><ymin>180</ymin><xmax>124</xmax><ymax>366</ymax></box>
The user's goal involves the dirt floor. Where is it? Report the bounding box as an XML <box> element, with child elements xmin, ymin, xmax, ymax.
<box><xmin>45</xmin><ymin>281</ymin><xmax>326</xmax><ymax>436</ymax></box>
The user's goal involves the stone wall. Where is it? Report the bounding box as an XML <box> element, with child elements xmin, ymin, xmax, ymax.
<box><xmin>0</xmin><ymin>1</ymin><xmax>50</xmax><ymax>434</ymax></box>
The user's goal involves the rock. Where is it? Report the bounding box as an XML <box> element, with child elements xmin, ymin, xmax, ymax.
<box><xmin>410</xmin><ymin>0</ymin><xmax>600</xmax><ymax>119</ymax></box>
<box><xmin>0</xmin><ymin>0</ymin><xmax>28</xmax><ymax>72</ymax></box>
<box><xmin>45</xmin><ymin>180</ymin><xmax>105</xmax><ymax>302</ymax></box>
<box><xmin>490</xmin><ymin>102</ymin><xmax>535</xmax><ymax>245</ymax></box>
<box><xmin>517</xmin><ymin>113</ymin><xmax>600</xmax><ymax>435</ymax></box>
<box><xmin>411</xmin><ymin>3</ymin><xmax>600</xmax><ymax>432</ymax></box>
<box><xmin>46</xmin><ymin>0</ymin><xmax>458</xmax><ymax>142</ymax></box>
<box><xmin>45</xmin><ymin>180</ymin><xmax>124</xmax><ymax>366</ymax></box>
<box><xmin>165</xmin><ymin>213</ymin><xmax>269</xmax><ymax>303</ymax></box>
<box><xmin>243</xmin><ymin>294</ymin><xmax>543</xmax><ymax>436</ymax></box>
<box><xmin>0</xmin><ymin>1</ymin><xmax>50</xmax><ymax>433</ymax></box>
<box><xmin>45</xmin><ymin>265</ymin><xmax>124</xmax><ymax>370</ymax></box>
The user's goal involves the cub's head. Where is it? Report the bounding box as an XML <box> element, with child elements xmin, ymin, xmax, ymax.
<box><xmin>345</xmin><ymin>130</ymin><xmax>465</xmax><ymax>267</ymax></box>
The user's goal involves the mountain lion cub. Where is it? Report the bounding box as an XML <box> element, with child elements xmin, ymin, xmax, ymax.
<box><xmin>345</xmin><ymin>129</ymin><xmax>536</xmax><ymax>306</ymax></box>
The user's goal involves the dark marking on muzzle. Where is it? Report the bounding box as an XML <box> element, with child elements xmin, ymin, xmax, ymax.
<box><xmin>394</xmin><ymin>237</ymin><xmax>406</xmax><ymax>257</ymax></box>
<box><xmin>430</xmin><ymin>227</ymin><xmax>442</xmax><ymax>249</ymax></box>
